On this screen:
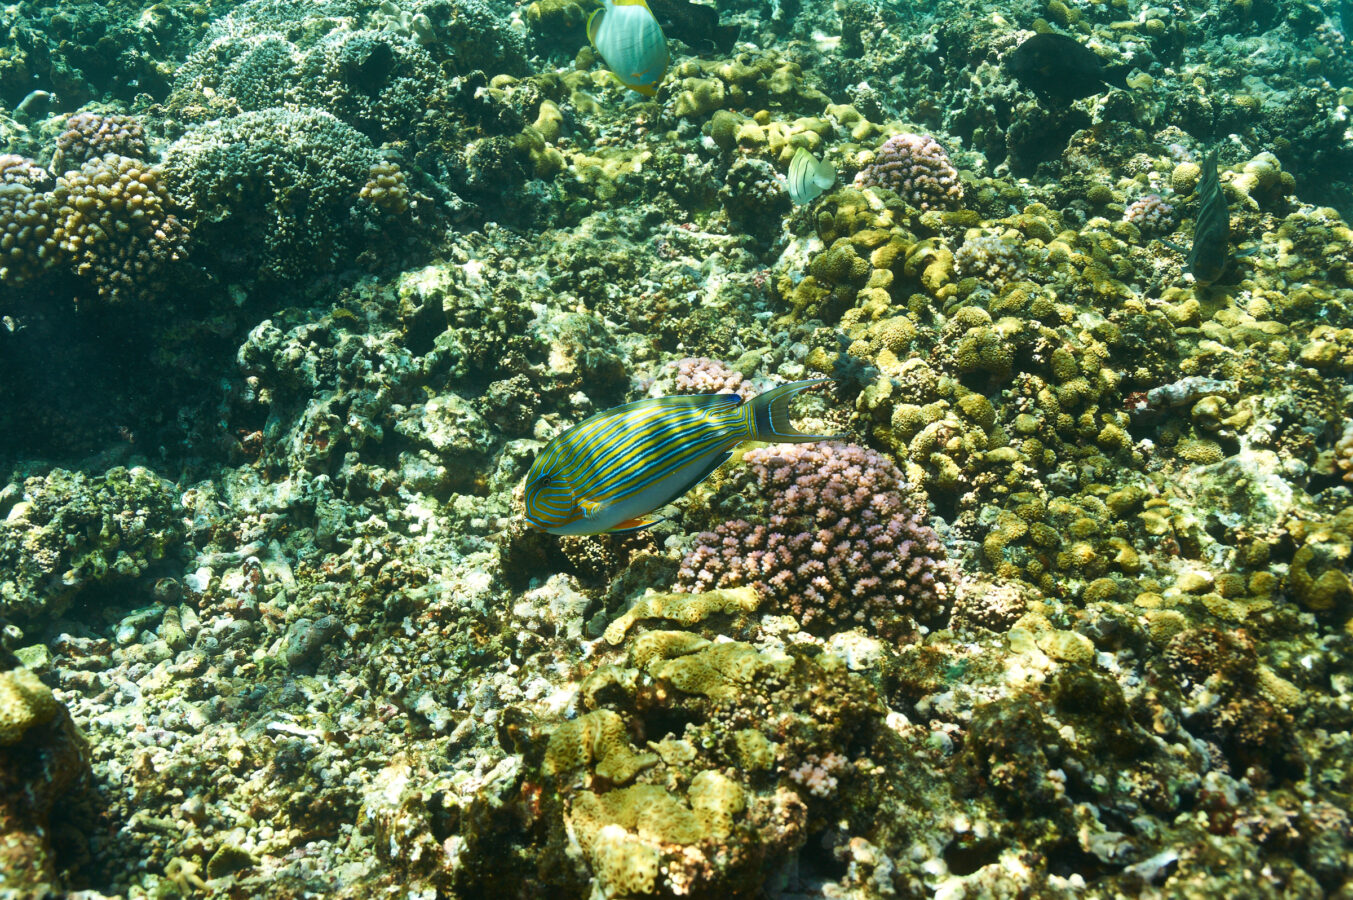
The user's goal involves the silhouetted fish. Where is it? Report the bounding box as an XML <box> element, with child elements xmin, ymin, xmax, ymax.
<box><xmin>1160</xmin><ymin>150</ymin><xmax>1231</xmax><ymax>285</ymax></box>
<box><xmin>646</xmin><ymin>0</ymin><xmax>738</xmax><ymax>52</ymax></box>
<box><xmin>1182</xmin><ymin>150</ymin><xmax>1230</xmax><ymax>285</ymax></box>
<box><xmin>1008</xmin><ymin>33</ymin><xmax>1132</xmax><ymax>105</ymax></box>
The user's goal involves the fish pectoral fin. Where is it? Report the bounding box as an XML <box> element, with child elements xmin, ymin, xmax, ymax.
<box><xmin>609</xmin><ymin>514</ymin><xmax>664</xmax><ymax>533</ymax></box>
<box><xmin>577</xmin><ymin>497</ymin><xmax>608</xmax><ymax>519</ymax></box>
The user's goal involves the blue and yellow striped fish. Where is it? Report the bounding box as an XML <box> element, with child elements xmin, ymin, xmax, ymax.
<box><xmin>524</xmin><ymin>378</ymin><xmax>837</xmax><ymax>535</ymax></box>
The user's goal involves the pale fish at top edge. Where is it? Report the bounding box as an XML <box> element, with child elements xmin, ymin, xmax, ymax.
<box><xmin>788</xmin><ymin>147</ymin><xmax>837</xmax><ymax>205</ymax></box>
<box><xmin>587</xmin><ymin>0</ymin><xmax>670</xmax><ymax>97</ymax></box>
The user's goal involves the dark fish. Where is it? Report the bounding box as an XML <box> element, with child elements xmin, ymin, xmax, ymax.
<box><xmin>1182</xmin><ymin>149</ymin><xmax>1230</xmax><ymax>285</ymax></box>
<box><xmin>1007</xmin><ymin>33</ymin><xmax>1132</xmax><ymax>105</ymax></box>
<box><xmin>1160</xmin><ymin>150</ymin><xmax>1231</xmax><ymax>284</ymax></box>
<box><xmin>645</xmin><ymin>0</ymin><xmax>739</xmax><ymax>52</ymax></box>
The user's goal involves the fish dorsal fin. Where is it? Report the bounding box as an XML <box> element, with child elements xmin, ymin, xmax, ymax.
<box><xmin>680</xmin><ymin>392</ymin><xmax>743</xmax><ymax>409</ymax></box>
<box><xmin>612</xmin><ymin>0</ymin><xmax>654</xmax><ymax>10</ymax></box>
<box><xmin>586</xmin><ymin>5</ymin><xmax>605</xmax><ymax>45</ymax></box>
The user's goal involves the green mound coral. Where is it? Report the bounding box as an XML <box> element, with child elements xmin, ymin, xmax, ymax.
<box><xmin>165</xmin><ymin>108</ymin><xmax>387</xmax><ymax>285</ymax></box>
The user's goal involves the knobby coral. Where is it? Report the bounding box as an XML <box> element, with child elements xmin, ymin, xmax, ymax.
<box><xmin>853</xmin><ymin>133</ymin><xmax>963</xmax><ymax>211</ymax></box>
<box><xmin>53</xmin><ymin>112</ymin><xmax>148</xmax><ymax>171</ymax></box>
<box><xmin>0</xmin><ymin>152</ymin><xmax>188</xmax><ymax>303</ymax></box>
<box><xmin>676</xmin><ymin>442</ymin><xmax>951</xmax><ymax>640</ymax></box>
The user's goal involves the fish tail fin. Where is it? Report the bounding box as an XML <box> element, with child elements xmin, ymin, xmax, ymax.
<box><xmin>749</xmin><ymin>378</ymin><xmax>840</xmax><ymax>443</ymax></box>
<box><xmin>1103</xmin><ymin>63</ymin><xmax>1133</xmax><ymax>90</ymax></box>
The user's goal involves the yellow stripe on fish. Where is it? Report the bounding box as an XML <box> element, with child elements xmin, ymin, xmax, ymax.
<box><xmin>523</xmin><ymin>378</ymin><xmax>837</xmax><ymax>535</ymax></box>
<box><xmin>587</xmin><ymin>0</ymin><xmax>669</xmax><ymax>97</ymax></box>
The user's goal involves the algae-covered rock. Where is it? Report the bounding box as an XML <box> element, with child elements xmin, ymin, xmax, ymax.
<box><xmin>0</xmin><ymin>667</ymin><xmax>58</xmax><ymax>746</ymax></box>
<box><xmin>0</xmin><ymin>660</ymin><xmax>91</xmax><ymax>898</ymax></box>
<box><xmin>0</xmin><ymin>467</ymin><xmax>184</xmax><ymax>623</ymax></box>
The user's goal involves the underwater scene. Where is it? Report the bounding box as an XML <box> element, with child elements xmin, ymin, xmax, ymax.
<box><xmin>2</xmin><ymin>0</ymin><xmax>1353</xmax><ymax>895</ymax></box>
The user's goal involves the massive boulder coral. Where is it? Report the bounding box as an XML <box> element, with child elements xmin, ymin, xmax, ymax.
<box><xmin>164</xmin><ymin>108</ymin><xmax>392</xmax><ymax>285</ymax></box>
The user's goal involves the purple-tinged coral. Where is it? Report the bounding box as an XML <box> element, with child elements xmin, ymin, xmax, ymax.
<box><xmin>1334</xmin><ymin>421</ymin><xmax>1353</xmax><ymax>484</ymax></box>
<box><xmin>1123</xmin><ymin>193</ymin><xmax>1176</xmax><ymax>235</ymax></box>
<box><xmin>674</xmin><ymin>357</ymin><xmax>748</xmax><ymax>397</ymax></box>
<box><xmin>0</xmin><ymin>155</ymin><xmax>52</xmax><ymax>189</ymax></box>
<box><xmin>853</xmin><ymin>133</ymin><xmax>963</xmax><ymax>211</ymax></box>
<box><xmin>53</xmin><ymin>112</ymin><xmax>147</xmax><ymax>172</ymax></box>
<box><xmin>955</xmin><ymin>233</ymin><xmax>1023</xmax><ymax>286</ymax></box>
<box><xmin>675</xmin><ymin>442</ymin><xmax>950</xmax><ymax>640</ymax></box>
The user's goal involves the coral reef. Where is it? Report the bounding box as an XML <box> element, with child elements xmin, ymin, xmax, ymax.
<box><xmin>0</xmin><ymin>467</ymin><xmax>184</xmax><ymax>623</ymax></box>
<box><xmin>2</xmin><ymin>0</ymin><xmax>1353</xmax><ymax>895</ymax></box>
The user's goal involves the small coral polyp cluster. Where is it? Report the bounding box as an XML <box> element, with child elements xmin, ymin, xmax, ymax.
<box><xmin>677</xmin><ymin>442</ymin><xmax>950</xmax><ymax>640</ymax></box>
<box><xmin>1122</xmin><ymin>193</ymin><xmax>1176</xmax><ymax>234</ymax></box>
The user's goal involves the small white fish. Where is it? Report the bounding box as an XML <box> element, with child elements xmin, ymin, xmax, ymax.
<box><xmin>587</xmin><ymin>0</ymin><xmax>669</xmax><ymax>97</ymax></box>
<box><xmin>787</xmin><ymin>147</ymin><xmax>836</xmax><ymax>205</ymax></box>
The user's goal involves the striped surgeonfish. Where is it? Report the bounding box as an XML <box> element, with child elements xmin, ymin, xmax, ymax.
<box><xmin>524</xmin><ymin>378</ymin><xmax>837</xmax><ymax>535</ymax></box>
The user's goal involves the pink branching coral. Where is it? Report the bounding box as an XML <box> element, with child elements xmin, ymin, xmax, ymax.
<box><xmin>675</xmin><ymin>442</ymin><xmax>950</xmax><ymax>640</ymax></box>
<box><xmin>788</xmin><ymin>752</ymin><xmax>849</xmax><ymax>798</ymax></box>
<box><xmin>852</xmin><ymin>133</ymin><xmax>963</xmax><ymax>211</ymax></box>
<box><xmin>1123</xmin><ymin>194</ymin><xmax>1176</xmax><ymax>235</ymax></box>
<box><xmin>673</xmin><ymin>357</ymin><xmax>748</xmax><ymax>396</ymax></box>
